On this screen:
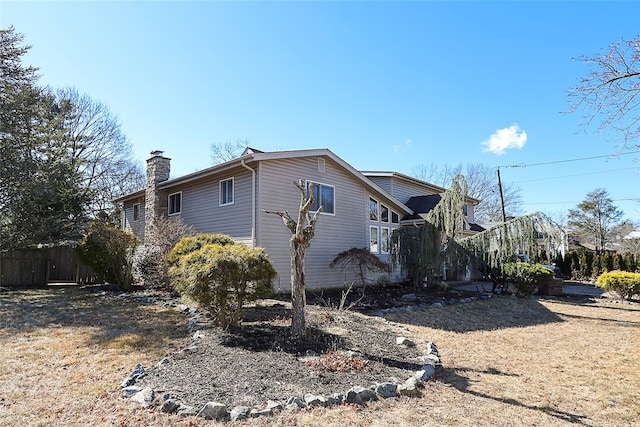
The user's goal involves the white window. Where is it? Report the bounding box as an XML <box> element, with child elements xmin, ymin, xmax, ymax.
<box><xmin>168</xmin><ymin>192</ymin><xmax>182</xmax><ymax>215</ymax></box>
<box><xmin>132</xmin><ymin>203</ymin><xmax>140</xmax><ymax>221</ymax></box>
<box><xmin>307</xmin><ymin>181</ymin><xmax>335</xmax><ymax>215</ymax></box>
<box><xmin>370</xmin><ymin>226</ymin><xmax>379</xmax><ymax>253</ymax></box>
<box><xmin>220</xmin><ymin>177</ymin><xmax>234</xmax><ymax>206</ymax></box>
<box><xmin>391</xmin><ymin>211</ymin><xmax>400</xmax><ymax>224</ymax></box>
<box><xmin>369</xmin><ymin>197</ymin><xmax>379</xmax><ymax>221</ymax></box>
<box><xmin>381</xmin><ymin>227</ymin><xmax>390</xmax><ymax>254</ymax></box>
<box><xmin>381</xmin><ymin>204</ymin><xmax>389</xmax><ymax>222</ymax></box>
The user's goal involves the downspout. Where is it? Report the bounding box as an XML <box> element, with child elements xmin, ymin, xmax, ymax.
<box><xmin>241</xmin><ymin>160</ymin><xmax>256</xmax><ymax>246</ymax></box>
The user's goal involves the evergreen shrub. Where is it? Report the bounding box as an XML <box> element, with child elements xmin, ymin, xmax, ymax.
<box><xmin>503</xmin><ymin>261</ymin><xmax>553</xmax><ymax>296</ymax></box>
<box><xmin>168</xmin><ymin>236</ymin><xmax>276</xmax><ymax>328</ymax></box>
<box><xmin>77</xmin><ymin>222</ymin><xmax>138</xmax><ymax>289</ymax></box>
<box><xmin>596</xmin><ymin>271</ymin><xmax>640</xmax><ymax>300</ymax></box>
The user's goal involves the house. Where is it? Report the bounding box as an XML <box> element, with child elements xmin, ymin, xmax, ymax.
<box><xmin>115</xmin><ymin>148</ymin><xmax>480</xmax><ymax>291</ymax></box>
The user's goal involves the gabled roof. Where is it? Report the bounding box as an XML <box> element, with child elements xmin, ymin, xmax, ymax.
<box><xmin>115</xmin><ymin>148</ymin><xmax>414</xmax><ymax>216</ymax></box>
<box><xmin>360</xmin><ymin>170</ymin><xmax>480</xmax><ymax>205</ymax></box>
<box><xmin>403</xmin><ymin>195</ymin><xmax>442</xmax><ymax>220</ymax></box>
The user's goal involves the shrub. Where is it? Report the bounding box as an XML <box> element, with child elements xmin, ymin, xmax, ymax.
<box><xmin>77</xmin><ymin>222</ymin><xmax>138</xmax><ymax>289</ymax></box>
<box><xmin>169</xmin><ymin>242</ymin><xmax>276</xmax><ymax>328</ymax></box>
<box><xmin>132</xmin><ymin>216</ymin><xmax>195</xmax><ymax>289</ymax></box>
<box><xmin>166</xmin><ymin>233</ymin><xmax>235</xmax><ymax>268</ymax></box>
<box><xmin>503</xmin><ymin>261</ymin><xmax>553</xmax><ymax>296</ymax></box>
<box><xmin>596</xmin><ymin>271</ymin><xmax>640</xmax><ymax>300</ymax></box>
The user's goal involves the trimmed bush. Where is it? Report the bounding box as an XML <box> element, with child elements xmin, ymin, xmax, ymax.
<box><xmin>166</xmin><ymin>233</ymin><xmax>235</xmax><ymax>268</ymax></box>
<box><xmin>169</xmin><ymin>240</ymin><xmax>276</xmax><ymax>328</ymax></box>
<box><xmin>596</xmin><ymin>271</ymin><xmax>640</xmax><ymax>300</ymax></box>
<box><xmin>77</xmin><ymin>222</ymin><xmax>138</xmax><ymax>289</ymax></box>
<box><xmin>503</xmin><ymin>261</ymin><xmax>553</xmax><ymax>296</ymax></box>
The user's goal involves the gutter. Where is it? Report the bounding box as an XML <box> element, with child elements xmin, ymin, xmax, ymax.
<box><xmin>241</xmin><ymin>160</ymin><xmax>256</xmax><ymax>246</ymax></box>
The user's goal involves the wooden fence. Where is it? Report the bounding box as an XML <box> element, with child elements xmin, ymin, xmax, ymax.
<box><xmin>0</xmin><ymin>245</ymin><xmax>102</xmax><ymax>288</ymax></box>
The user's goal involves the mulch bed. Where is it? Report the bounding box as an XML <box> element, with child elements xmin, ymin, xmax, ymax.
<box><xmin>133</xmin><ymin>284</ymin><xmax>453</xmax><ymax>410</ymax></box>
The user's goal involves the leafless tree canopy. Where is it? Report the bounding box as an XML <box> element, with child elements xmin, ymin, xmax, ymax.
<box><xmin>411</xmin><ymin>162</ymin><xmax>522</xmax><ymax>223</ymax></box>
<box><xmin>569</xmin><ymin>36</ymin><xmax>640</xmax><ymax>150</ymax></box>
<box><xmin>210</xmin><ymin>139</ymin><xmax>249</xmax><ymax>164</ymax></box>
<box><xmin>54</xmin><ymin>88</ymin><xmax>145</xmax><ymax>215</ymax></box>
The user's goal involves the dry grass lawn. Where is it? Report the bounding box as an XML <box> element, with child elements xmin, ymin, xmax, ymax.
<box><xmin>1</xmin><ymin>287</ymin><xmax>638</xmax><ymax>426</ymax></box>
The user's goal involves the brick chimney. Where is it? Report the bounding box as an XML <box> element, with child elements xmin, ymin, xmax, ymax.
<box><xmin>145</xmin><ymin>150</ymin><xmax>171</xmax><ymax>243</ymax></box>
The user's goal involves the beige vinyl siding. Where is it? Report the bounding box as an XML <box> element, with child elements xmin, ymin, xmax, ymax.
<box><xmin>386</xmin><ymin>178</ymin><xmax>439</xmax><ymax>204</ymax></box>
<box><xmin>123</xmin><ymin>200</ymin><xmax>145</xmax><ymax>242</ymax></box>
<box><xmin>366</xmin><ymin>176</ymin><xmax>392</xmax><ymax>195</ymax></box>
<box><xmin>167</xmin><ymin>167</ymin><xmax>253</xmax><ymax>243</ymax></box>
<box><xmin>256</xmin><ymin>157</ymin><xmax>365</xmax><ymax>291</ymax></box>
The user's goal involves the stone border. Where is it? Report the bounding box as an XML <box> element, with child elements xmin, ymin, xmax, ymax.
<box><xmin>121</xmin><ymin>339</ymin><xmax>441</xmax><ymax>421</ymax></box>
<box><xmin>120</xmin><ymin>322</ymin><xmax>442</xmax><ymax>421</ymax></box>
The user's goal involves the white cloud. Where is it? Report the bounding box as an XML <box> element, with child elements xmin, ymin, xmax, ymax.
<box><xmin>481</xmin><ymin>124</ymin><xmax>527</xmax><ymax>155</ymax></box>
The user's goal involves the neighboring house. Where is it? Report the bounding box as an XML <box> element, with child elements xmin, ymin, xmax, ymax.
<box><xmin>115</xmin><ymin>148</ymin><xmax>480</xmax><ymax>291</ymax></box>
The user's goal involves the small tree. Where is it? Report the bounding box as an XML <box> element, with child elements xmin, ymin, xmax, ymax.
<box><xmin>169</xmin><ymin>242</ymin><xmax>276</xmax><ymax>328</ymax></box>
<box><xmin>77</xmin><ymin>222</ymin><xmax>138</xmax><ymax>289</ymax></box>
<box><xmin>329</xmin><ymin>247</ymin><xmax>392</xmax><ymax>307</ymax></box>
<box><xmin>263</xmin><ymin>180</ymin><xmax>322</xmax><ymax>341</ymax></box>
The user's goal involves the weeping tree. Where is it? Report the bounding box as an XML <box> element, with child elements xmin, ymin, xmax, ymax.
<box><xmin>460</xmin><ymin>212</ymin><xmax>567</xmax><ymax>275</ymax></box>
<box><xmin>263</xmin><ymin>180</ymin><xmax>322</xmax><ymax>341</ymax></box>
<box><xmin>392</xmin><ymin>174</ymin><xmax>565</xmax><ymax>284</ymax></box>
<box><xmin>392</xmin><ymin>174</ymin><xmax>471</xmax><ymax>285</ymax></box>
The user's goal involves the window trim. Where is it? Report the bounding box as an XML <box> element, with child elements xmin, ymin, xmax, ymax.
<box><xmin>132</xmin><ymin>203</ymin><xmax>140</xmax><ymax>221</ymax></box>
<box><xmin>369</xmin><ymin>196</ymin><xmax>379</xmax><ymax>221</ymax></box>
<box><xmin>391</xmin><ymin>211</ymin><xmax>400</xmax><ymax>224</ymax></box>
<box><xmin>306</xmin><ymin>180</ymin><xmax>336</xmax><ymax>216</ymax></box>
<box><xmin>380</xmin><ymin>227</ymin><xmax>390</xmax><ymax>254</ymax></box>
<box><xmin>369</xmin><ymin>226</ymin><xmax>379</xmax><ymax>253</ymax></box>
<box><xmin>219</xmin><ymin>177</ymin><xmax>234</xmax><ymax>206</ymax></box>
<box><xmin>380</xmin><ymin>204</ymin><xmax>389</xmax><ymax>223</ymax></box>
<box><xmin>168</xmin><ymin>191</ymin><xmax>182</xmax><ymax>216</ymax></box>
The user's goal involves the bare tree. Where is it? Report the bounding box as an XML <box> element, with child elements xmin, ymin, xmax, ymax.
<box><xmin>210</xmin><ymin>139</ymin><xmax>249</xmax><ymax>164</ymax></box>
<box><xmin>411</xmin><ymin>162</ymin><xmax>522</xmax><ymax>222</ymax></box>
<box><xmin>53</xmin><ymin>88</ymin><xmax>145</xmax><ymax>216</ymax></box>
<box><xmin>263</xmin><ymin>180</ymin><xmax>322</xmax><ymax>340</ymax></box>
<box><xmin>569</xmin><ymin>36</ymin><xmax>640</xmax><ymax>150</ymax></box>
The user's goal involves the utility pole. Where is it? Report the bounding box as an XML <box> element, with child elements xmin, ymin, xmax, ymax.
<box><xmin>497</xmin><ymin>167</ymin><xmax>506</xmax><ymax>222</ymax></box>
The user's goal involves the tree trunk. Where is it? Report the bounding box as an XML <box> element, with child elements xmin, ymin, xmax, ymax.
<box><xmin>290</xmin><ymin>237</ymin><xmax>307</xmax><ymax>340</ymax></box>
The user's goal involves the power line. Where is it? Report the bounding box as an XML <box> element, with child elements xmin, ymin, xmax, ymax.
<box><xmin>512</xmin><ymin>167</ymin><xmax>639</xmax><ymax>184</ymax></box>
<box><xmin>522</xmin><ymin>197</ymin><xmax>640</xmax><ymax>206</ymax></box>
<box><xmin>497</xmin><ymin>150</ymin><xmax>639</xmax><ymax>169</ymax></box>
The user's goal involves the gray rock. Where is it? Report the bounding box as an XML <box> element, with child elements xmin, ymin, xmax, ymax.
<box><xmin>197</xmin><ymin>401</ymin><xmax>228</xmax><ymax>420</ymax></box>
<box><xmin>266</xmin><ymin>400</ymin><xmax>283</xmax><ymax>412</ymax></box>
<box><xmin>121</xmin><ymin>386</ymin><xmax>142</xmax><ymax>398</ymax></box>
<box><xmin>425</xmin><ymin>342</ymin><xmax>439</xmax><ymax>355</ymax></box>
<box><xmin>415</xmin><ymin>364</ymin><xmax>436</xmax><ymax>381</ymax></box>
<box><xmin>285</xmin><ymin>396</ymin><xmax>305</xmax><ymax>410</ymax></box>
<box><xmin>401</xmin><ymin>293</ymin><xmax>417</xmax><ymax>300</ymax></box>
<box><xmin>230</xmin><ymin>406</ymin><xmax>251</xmax><ymax>421</ymax></box>
<box><xmin>161</xmin><ymin>399</ymin><xmax>180</xmax><ymax>414</ymax></box>
<box><xmin>250</xmin><ymin>408</ymin><xmax>273</xmax><ymax>418</ymax></box>
<box><xmin>157</xmin><ymin>358</ymin><xmax>170</xmax><ymax>366</ymax></box>
<box><xmin>431</xmin><ymin>302</ymin><xmax>443</xmax><ymax>308</ymax></box>
<box><xmin>120</xmin><ymin>363</ymin><xmax>146</xmax><ymax>387</ymax></box>
<box><xmin>375</xmin><ymin>382</ymin><xmax>397</xmax><ymax>398</ymax></box>
<box><xmin>345</xmin><ymin>386</ymin><xmax>377</xmax><ymax>404</ymax></box>
<box><xmin>176</xmin><ymin>405</ymin><xmax>198</xmax><ymax>417</ymax></box>
<box><xmin>325</xmin><ymin>393</ymin><xmax>344</xmax><ymax>406</ymax></box>
<box><xmin>397</xmin><ymin>379</ymin><xmax>421</xmax><ymax>397</ymax></box>
<box><xmin>130</xmin><ymin>387</ymin><xmax>155</xmax><ymax>408</ymax></box>
<box><xmin>396</xmin><ymin>336</ymin><xmax>416</xmax><ymax>347</ymax></box>
<box><xmin>304</xmin><ymin>394</ymin><xmax>327</xmax><ymax>407</ymax></box>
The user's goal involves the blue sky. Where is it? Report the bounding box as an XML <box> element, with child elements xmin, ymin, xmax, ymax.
<box><xmin>3</xmin><ymin>1</ymin><xmax>639</xmax><ymax>222</ymax></box>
